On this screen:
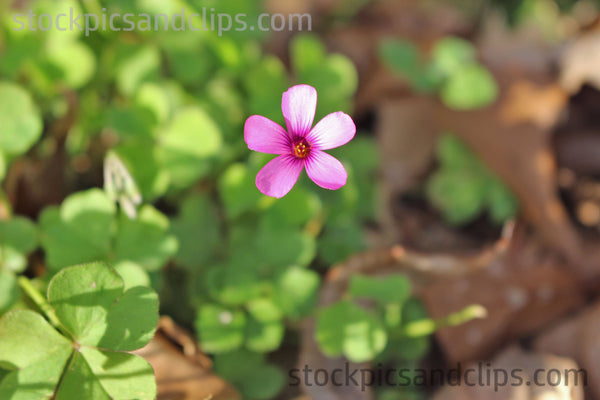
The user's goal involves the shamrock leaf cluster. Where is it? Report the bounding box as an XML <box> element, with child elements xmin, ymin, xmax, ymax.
<box><xmin>0</xmin><ymin>263</ymin><xmax>158</xmax><ymax>400</ymax></box>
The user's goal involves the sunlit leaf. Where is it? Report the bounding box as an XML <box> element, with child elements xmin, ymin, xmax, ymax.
<box><xmin>430</xmin><ymin>37</ymin><xmax>476</xmax><ymax>77</ymax></box>
<box><xmin>244</xmin><ymin>301</ymin><xmax>285</xmax><ymax>353</ymax></box>
<box><xmin>45</xmin><ymin>40</ymin><xmax>96</xmax><ymax>89</ymax></box>
<box><xmin>159</xmin><ymin>106</ymin><xmax>223</xmax><ymax>189</ymax></box>
<box><xmin>0</xmin><ymin>263</ymin><xmax>158</xmax><ymax>399</ymax></box>
<box><xmin>0</xmin><ymin>83</ymin><xmax>43</xmax><ymax>155</ymax></box>
<box><xmin>40</xmin><ymin>189</ymin><xmax>176</xmax><ymax>272</ymax></box>
<box><xmin>272</xmin><ymin>266</ymin><xmax>319</xmax><ymax>319</ymax></box>
<box><xmin>196</xmin><ymin>303</ymin><xmax>246</xmax><ymax>353</ymax></box>
<box><xmin>219</xmin><ymin>163</ymin><xmax>263</xmax><ymax>219</ymax></box>
<box><xmin>40</xmin><ymin>190</ymin><xmax>115</xmax><ymax>270</ymax></box>
<box><xmin>0</xmin><ymin>217</ymin><xmax>38</xmax><ymax>273</ymax></box>
<box><xmin>316</xmin><ymin>300</ymin><xmax>387</xmax><ymax>362</ymax></box>
<box><xmin>441</xmin><ymin>64</ymin><xmax>499</xmax><ymax>110</ymax></box>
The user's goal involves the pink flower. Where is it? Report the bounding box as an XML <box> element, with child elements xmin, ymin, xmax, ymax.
<box><xmin>244</xmin><ymin>84</ymin><xmax>356</xmax><ymax>198</ymax></box>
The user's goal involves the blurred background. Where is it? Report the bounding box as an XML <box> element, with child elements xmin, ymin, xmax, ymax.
<box><xmin>2</xmin><ymin>0</ymin><xmax>600</xmax><ymax>399</ymax></box>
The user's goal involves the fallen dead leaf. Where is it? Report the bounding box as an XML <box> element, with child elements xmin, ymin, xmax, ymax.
<box><xmin>420</xmin><ymin>225</ymin><xmax>584</xmax><ymax>363</ymax></box>
<box><xmin>435</xmin><ymin>97</ymin><xmax>581</xmax><ymax>262</ymax></box>
<box><xmin>500</xmin><ymin>81</ymin><xmax>568</xmax><ymax>129</ymax></box>
<box><xmin>432</xmin><ymin>346</ymin><xmax>584</xmax><ymax>400</ymax></box>
<box><xmin>560</xmin><ymin>31</ymin><xmax>600</xmax><ymax>93</ymax></box>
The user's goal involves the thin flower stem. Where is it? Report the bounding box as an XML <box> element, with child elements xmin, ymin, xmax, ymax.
<box><xmin>17</xmin><ymin>276</ymin><xmax>71</xmax><ymax>338</ymax></box>
<box><xmin>397</xmin><ymin>304</ymin><xmax>488</xmax><ymax>338</ymax></box>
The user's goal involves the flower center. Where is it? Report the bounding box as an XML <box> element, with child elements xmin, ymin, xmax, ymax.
<box><xmin>293</xmin><ymin>140</ymin><xmax>310</xmax><ymax>159</ymax></box>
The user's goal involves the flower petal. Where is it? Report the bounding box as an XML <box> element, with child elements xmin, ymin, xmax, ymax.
<box><xmin>281</xmin><ymin>84</ymin><xmax>317</xmax><ymax>138</ymax></box>
<box><xmin>244</xmin><ymin>115</ymin><xmax>291</xmax><ymax>154</ymax></box>
<box><xmin>305</xmin><ymin>150</ymin><xmax>347</xmax><ymax>190</ymax></box>
<box><xmin>256</xmin><ymin>155</ymin><xmax>304</xmax><ymax>198</ymax></box>
<box><xmin>306</xmin><ymin>111</ymin><xmax>356</xmax><ymax>150</ymax></box>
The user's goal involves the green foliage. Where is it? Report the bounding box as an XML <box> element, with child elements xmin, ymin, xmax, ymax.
<box><xmin>318</xmin><ymin>217</ymin><xmax>367</xmax><ymax>264</ymax></box>
<box><xmin>349</xmin><ymin>275</ymin><xmax>411</xmax><ymax>305</ymax></box>
<box><xmin>245</xmin><ymin>298</ymin><xmax>285</xmax><ymax>352</ymax></box>
<box><xmin>440</xmin><ymin>65</ymin><xmax>498</xmax><ymax>110</ymax></box>
<box><xmin>316</xmin><ymin>274</ymin><xmax>416</xmax><ymax>363</ymax></box>
<box><xmin>44</xmin><ymin>40</ymin><xmax>96</xmax><ymax>89</ymax></box>
<box><xmin>430</xmin><ymin>37</ymin><xmax>476</xmax><ymax>77</ymax></box>
<box><xmin>170</xmin><ymin>193</ymin><xmax>221</xmax><ymax>269</ymax></box>
<box><xmin>0</xmin><ymin>217</ymin><xmax>38</xmax><ymax>313</ymax></box>
<box><xmin>386</xmin><ymin>298</ymin><xmax>431</xmax><ymax>361</ymax></box>
<box><xmin>378</xmin><ymin>39</ymin><xmax>438</xmax><ymax>93</ymax></box>
<box><xmin>160</xmin><ymin>106</ymin><xmax>223</xmax><ymax>189</ymax></box>
<box><xmin>0</xmin><ymin>217</ymin><xmax>38</xmax><ymax>274</ymax></box>
<box><xmin>0</xmin><ymin>153</ymin><xmax>5</xmax><ymax>182</ymax></box>
<box><xmin>426</xmin><ymin>134</ymin><xmax>518</xmax><ymax>225</ymax></box>
<box><xmin>40</xmin><ymin>189</ymin><xmax>178</xmax><ymax>272</ymax></box>
<box><xmin>329</xmin><ymin>136</ymin><xmax>380</xmax><ymax>220</ymax></box>
<box><xmin>0</xmin><ymin>263</ymin><xmax>158</xmax><ymax>399</ymax></box>
<box><xmin>380</xmin><ymin>36</ymin><xmax>499</xmax><ymax>109</ymax></box>
<box><xmin>196</xmin><ymin>303</ymin><xmax>247</xmax><ymax>353</ymax></box>
<box><xmin>0</xmin><ymin>272</ymin><xmax>18</xmax><ymax>316</ymax></box>
<box><xmin>219</xmin><ymin>163</ymin><xmax>264</xmax><ymax>219</ymax></box>
<box><xmin>315</xmin><ymin>274</ymin><xmax>485</xmax><ymax>366</ymax></box>
<box><xmin>0</xmin><ymin>82</ymin><xmax>43</xmax><ymax>175</ymax></box>
<box><xmin>488</xmin><ymin>0</ymin><xmax>583</xmax><ymax>35</ymax></box>
<box><xmin>244</xmin><ymin>56</ymin><xmax>289</xmax><ymax>123</ymax></box>
<box><xmin>261</xmin><ymin>187</ymin><xmax>322</xmax><ymax>229</ymax></box>
<box><xmin>291</xmin><ymin>34</ymin><xmax>358</xmax><ymax>119</ymax></box>
<box><xmin>214</xmin><ymin>350</ymin><xmax>285</xmax><ymax>400</ymax></box>
<box><xmin>272</xmin><ymin>266</ymin><xmax>319</xmax><ymax>320</ymax></box>
<box><xmin>316</xmin><ymin>299</ymin><xmax>388</xmax><ymax>362</ymax></box>
<box><xmin>0</xmin><ymin>1</ymin><xmax>452</xmax><ymax>398</ymax></box>
<box><xmin>313</xmin><ymin>137</ymin><xmax>380</xmax><ymax>267</ymax></box>
<box><xmin>255</xmin><ymin>226</ymin><xmax>316</xmax><ymax>269</ymax></box>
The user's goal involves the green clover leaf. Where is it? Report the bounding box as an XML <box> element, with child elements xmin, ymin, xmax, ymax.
<box><xmin>244</xmin><ymin>299</ymin><xmax>284</xmax><ymax>353</ymax></box>
<box><xmin>0</xmin><ymin>263</ymin><xmax>158</xmax><ymax>400</ymax></box>
<box><xmin>272</xmin><ymin>266</ymin><xmax>319</xmax><ymax>320</ymax></box>
<box><xmin>195</xmin><ymin>303</ymin><xmax>247</xmax><ymax>353</ymax></box>
<box><xmin>159</xmin><ymin>106</ymin><xmax>223</xmax><ymax>189</ymax></box>
<box><xmin>40</xmin><ymin>188</ymin><xmax>178</xmax><ymax>272</ymax></box>
<box><xmin>316</xmin><ymin>300</ymin><xmax>387</xmax><ymax>362</ymax></box>
<box><xmin>0</xmin><ymin>82</ymin><xmax>43</xmax><ymax>156</ymax></box>
<box><xmin>440</xmin><ymin>64</ymin><xmax>499</xmax><ymax>110</ymax></box>
<box><xmin>0</xmin><ymin>217</ymin><xmax>38</xmax><ymax>274</ymax></box>
<box><xmin>349</xmin><ymin>274</ymin><xmax>411</xmax><ymax>305</ymax></box>
<box><xmin>426</xmin><ymin>134</ymin><xmax>518</xmax><ymax>225</ymax></box>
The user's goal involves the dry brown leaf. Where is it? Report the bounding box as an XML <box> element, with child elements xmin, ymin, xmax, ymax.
<box><xmin>561</xmin><ymin>31</ymin><xmax>600</xmax><ymax>93</ymax></box>
<box><xmin>534</xmin><ymin>299</ymin><xmax>600</xmax><ymax>400</ymax></box>
<box><xmin>421</xmin><ymin>226</ymin><xmax>584</xmax><ymax>363</ymax></box>
<box><xmin>432</xmin><ymin>346</ymin><xmax>584</xmax><ymax>400</ymax></box>
<box><xmin>500</xmin><ymin>81</ymin><xmax>568</xmax><ymax>129</ymax></box>
<box><xmin>435</xmin><ymin>97</ymin><xmax>581</xmax><ymax>262</ymax></box>
<box><xmin>376</xmin><ymin>98</ymin><xmax>439</xmax><ymax>194</ymax></box>
<box><xmin>299</xmin><ymin>229</ymin><xmax>515</xmax><ymax>400</ymax></box>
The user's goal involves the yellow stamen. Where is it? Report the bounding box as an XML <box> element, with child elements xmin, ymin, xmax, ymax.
<box><xmin>294</xmin><ymin>141</ymin><xmax>310</xmax><ymax>158</ymax></box>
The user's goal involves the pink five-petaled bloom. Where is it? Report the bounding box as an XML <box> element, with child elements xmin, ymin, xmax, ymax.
<box><xmin>244</xmin><ymin>84</ymin><xmax>356</xmax><ymax>198</ymax></box>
